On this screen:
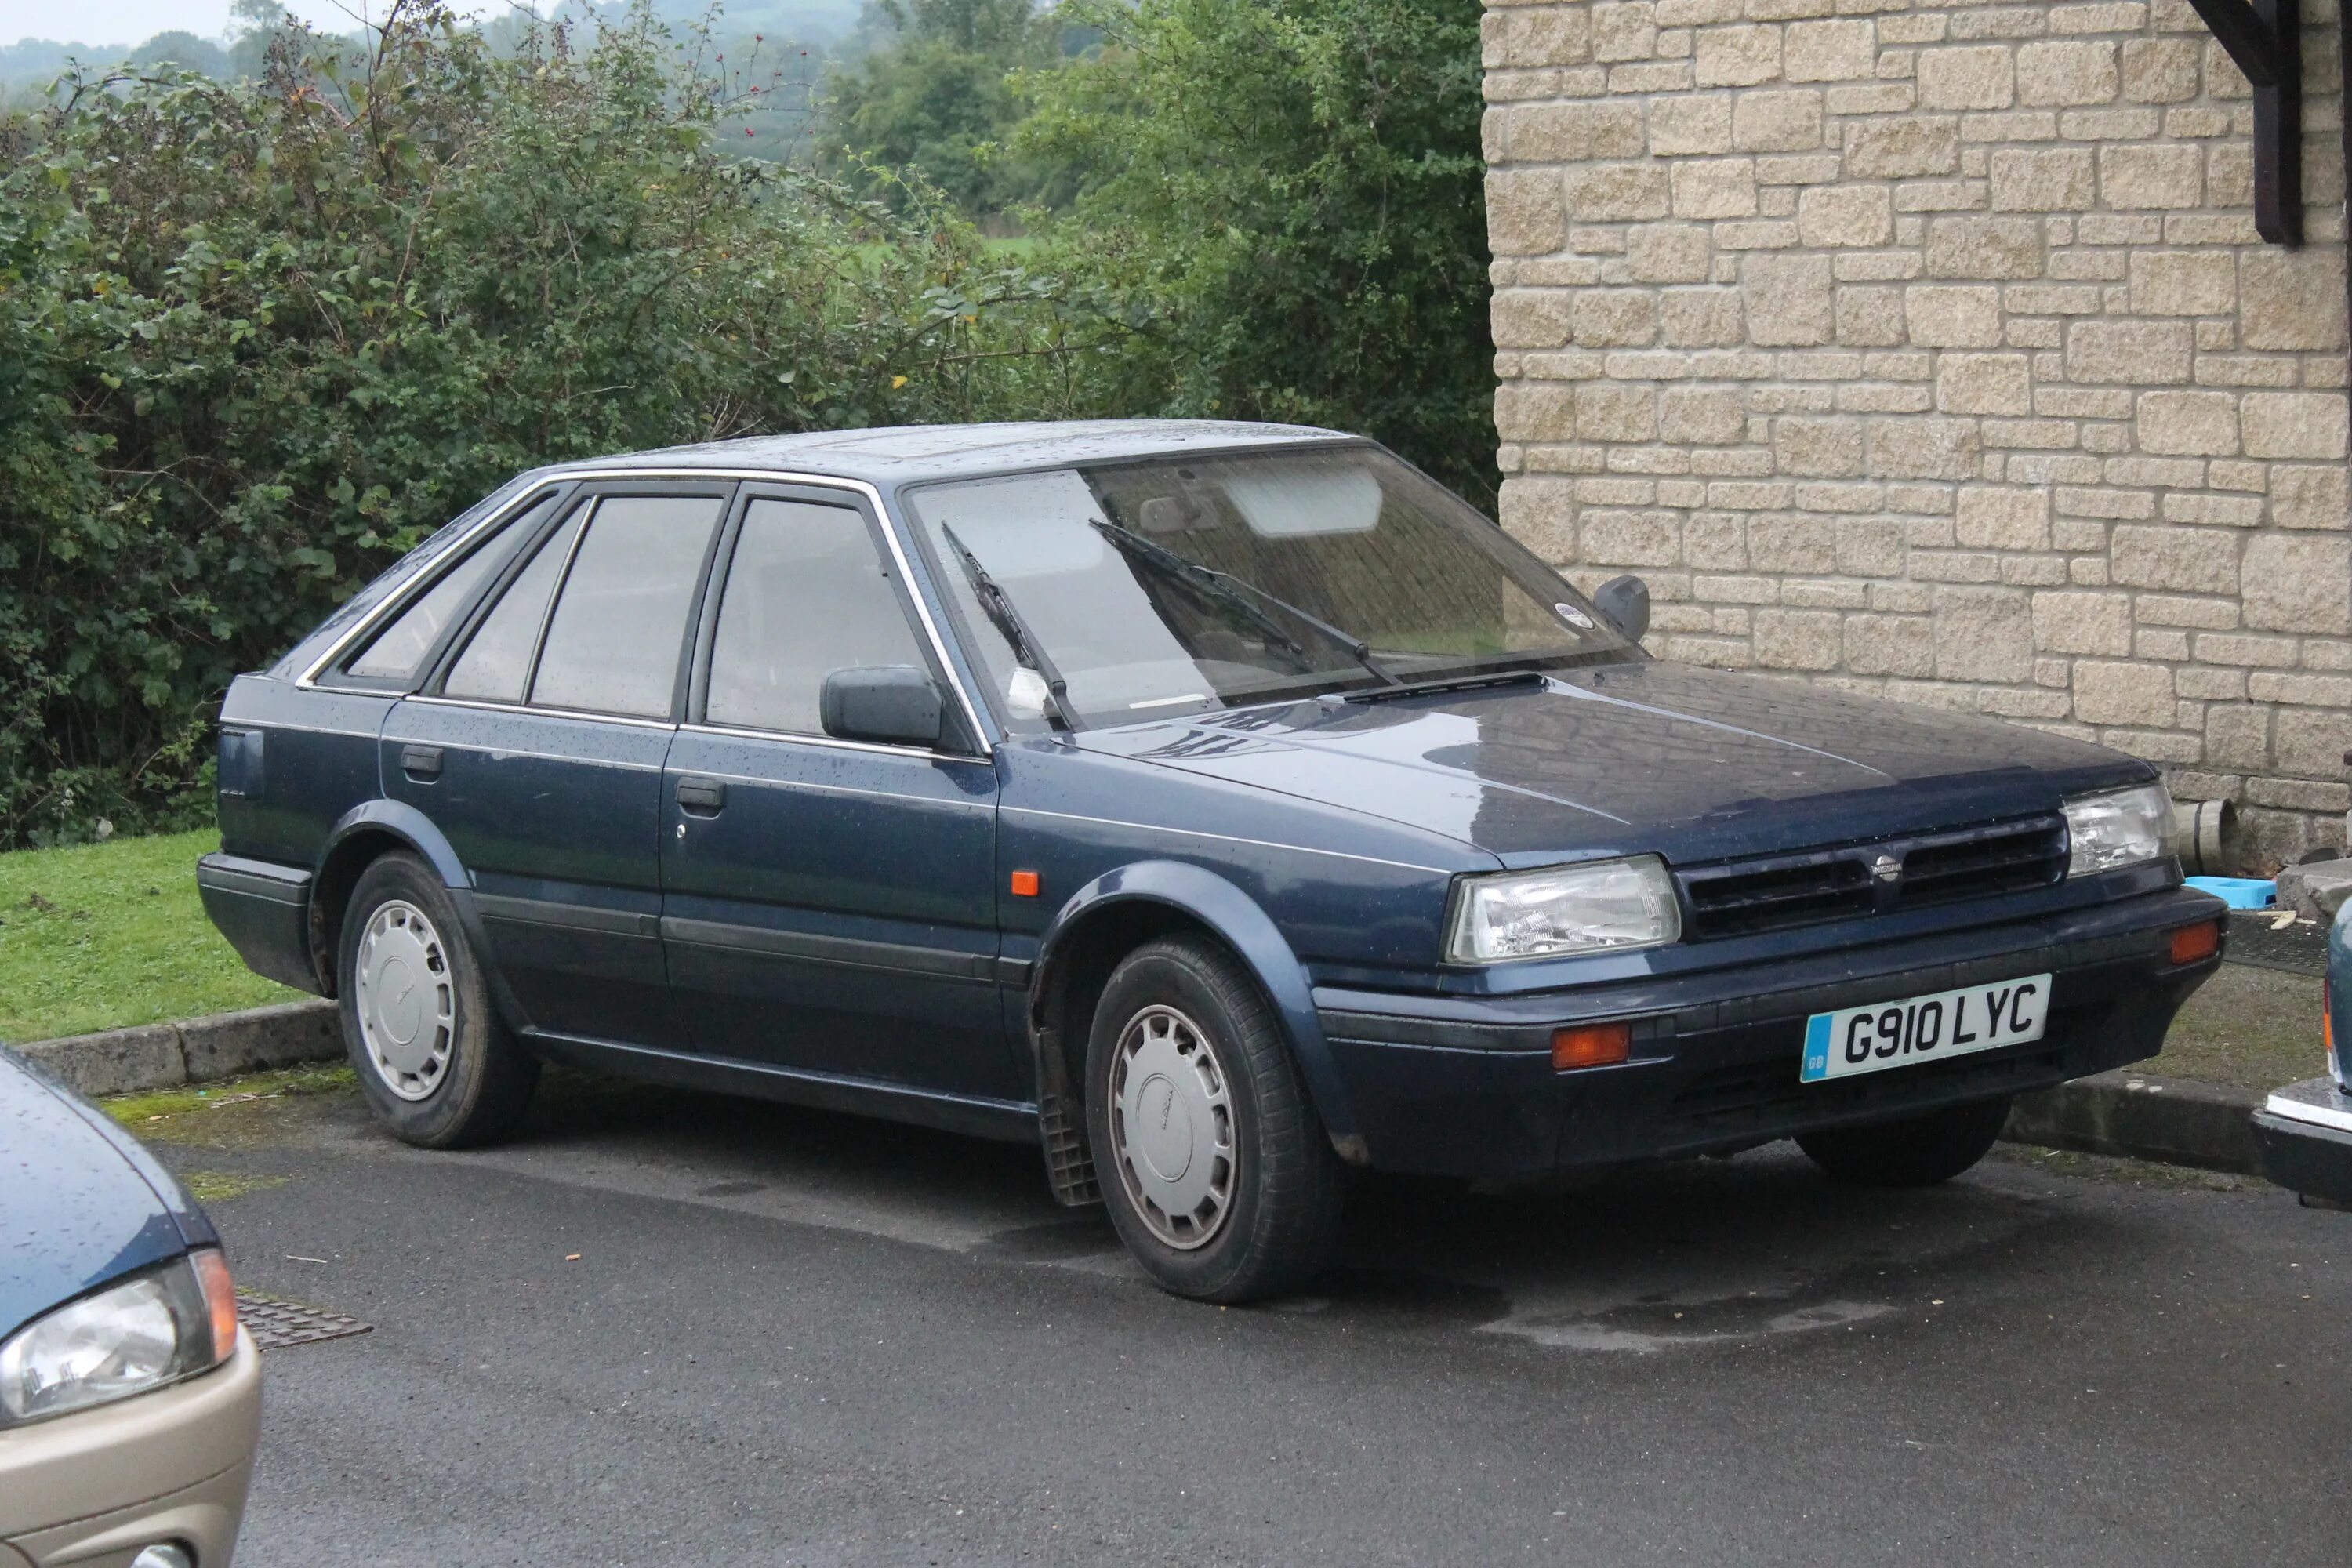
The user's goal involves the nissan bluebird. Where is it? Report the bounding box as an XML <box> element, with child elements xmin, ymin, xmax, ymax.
<box><xmin>197</xmin><ymin>422</ymin><xmax>2226</xmax><ymax>1301</ymax></box>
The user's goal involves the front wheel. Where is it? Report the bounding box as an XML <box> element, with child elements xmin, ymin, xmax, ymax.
<box><xmin>338</xmin><ymin>851</ymin><xmax>538</xmax><ymax>1148</ymax></box>
<box><xmin>1085</xmin><ymin>936</ymin><xmax>1345</xmax><ymax>1303</ymax></box>
<box><xmin>1797</xmin><ymin>1094</ymin><xmax>2013</xmax><ymax>1188</ymax></box>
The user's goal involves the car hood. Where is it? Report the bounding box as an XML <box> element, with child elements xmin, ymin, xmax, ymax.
<box><xmin>1077</xmin><ymin>662</ymin><xmax>2147</xmax><ymax>864</ymax></box>
<box><xmin>0</xmin><ymin>1049</ymin><xmax>202</xmax><ymax>1340</ymax></box>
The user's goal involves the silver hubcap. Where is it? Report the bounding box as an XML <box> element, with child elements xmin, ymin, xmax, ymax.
<box><xmin>354</xmin><ymin>899</ymin><xmax>455</xmax><ymax>1102</ymax></box>
<box><xmin>1108</xmin><ymin>1004</ymin><xmax>1237</xmax><ymax>1250</ymax></box>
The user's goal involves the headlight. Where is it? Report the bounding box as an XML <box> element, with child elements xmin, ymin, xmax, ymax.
<box><xmin>0</xmin><ymin>1249</ymin><xmax>237</xmax><ymax>1425</ymax></box>
<box><xmin>1446</xmin><ymin>855</ymin><xmax>1681</xmax><ymax>963</ymax></box>
<box><xmin>2063</xmin><ymin>782</ymin><xmax>2172</xmax><ymax>878</ymax></box>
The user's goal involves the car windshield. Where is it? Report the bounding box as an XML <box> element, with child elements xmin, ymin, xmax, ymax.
<box><xmin>903</xmin><ymin>446</ymin><xmax>1634</xmax><ymax>729</ymax></box>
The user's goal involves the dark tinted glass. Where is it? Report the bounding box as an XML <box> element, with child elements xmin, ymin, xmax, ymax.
<box><xmin>347</xmin><ymin>496</ymin><xmax>553</xmax><ymax>681</ymax></box>
<box><xmin>706</xmin><ymin>499</ymin><xmax>927</xmax><ymax>735</ymax></box>
<box><xmin>531</xmin><ymin>495</ymin><xmax>725</xmax><ymax>718</ymax></box>
<box><xmin>444</xmin><ymin>510</ymin><xmax>582</xmax><ymax>702</ymax></box>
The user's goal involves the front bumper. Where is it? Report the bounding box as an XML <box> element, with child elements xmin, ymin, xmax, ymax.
<box><xmin>0</xmin><ymin>1329</ymin><xmax>260</xmax><ymax>1567</ymax></box>
<box><xmin>1316</xmin><ymin>886</ymin><xmax>2227</xmax><ymax>1179</ymax></box>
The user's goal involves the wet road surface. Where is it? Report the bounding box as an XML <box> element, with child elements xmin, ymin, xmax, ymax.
<box><xmin>137</xmin><ymin>1071</ymin><xmax>2350</xmax><ymax>1566</ymax></box>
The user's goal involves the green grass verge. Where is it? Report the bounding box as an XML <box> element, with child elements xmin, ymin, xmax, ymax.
<box><xmin>0</xmin><ymin>829</ymin><xmax>303</xmax><ymax>1044</ymax></box>
<box><xmin>2153</xmin><ymin>963</ymin><xmax>2327</xmax><ymax>1094</ymax></box>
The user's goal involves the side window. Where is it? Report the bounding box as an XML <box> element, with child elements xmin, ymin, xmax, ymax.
<box><xmin>347</xmin><ymin>495</ymin><xmax>554</xmax><ymax>681</ymax></box>
<box><xmin>706</xmin><ymin>499</ymin><xmax>929</xmax><ymax>735</ymax></box>
<box><xmin>531</xmin><ymin>495</ymin><xmax>726</xmax><ymax>719</ymax></box>
<box><xmin>444</xmin><ymin>509</ymin><xmax>584</xmax><ymax>703</ymax></box>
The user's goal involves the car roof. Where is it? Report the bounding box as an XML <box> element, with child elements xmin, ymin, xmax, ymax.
<box><xmin>540</xmin><ymin>419</ymin><xmax>1359</xmax><ymax>488</ymax></box>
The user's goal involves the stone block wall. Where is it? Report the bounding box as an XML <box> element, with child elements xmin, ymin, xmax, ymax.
<box><xmin>1482</xmin><ymin>0</ymin><xmax>2352</xmax><ymax>866</ymax></box>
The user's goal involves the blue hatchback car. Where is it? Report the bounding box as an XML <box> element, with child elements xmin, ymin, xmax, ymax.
<box><xmin>198</xmin><ymin>422</ymin><xmax>2227</xmax><ymax>1300</ymax></box>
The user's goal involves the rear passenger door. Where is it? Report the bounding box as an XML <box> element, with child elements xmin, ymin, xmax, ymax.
<box><xmin>382</xmin><ymin>481</ymin><xmax>731</xmax><ymax>1046</ymax></box>
<box><xmin>659</xmin><ymin>484</ymin><xmax>1015</xmax><ymax>1100</ymax></box>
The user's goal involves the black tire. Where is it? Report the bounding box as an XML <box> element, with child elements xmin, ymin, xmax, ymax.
<box><xmin>1797</xmin><ymin>1094</ymin><xmax>2013</xmax><ymax>1188</ymax></box>
<box><xmin>1084</xmin><ymin>935</ymin><xmax>1345</xmax><ymax>1303</ymax></box>
<box><xmin>337</xmin><ymin>851</ymin><xmax>537</xmax><ymax>1149</ymax></box>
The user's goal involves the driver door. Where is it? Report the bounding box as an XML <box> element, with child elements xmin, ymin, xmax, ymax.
<box><xmin>658</xmin><ymin>485</ymin><xmax>1019</xmax><ymax>1101</ymax></box>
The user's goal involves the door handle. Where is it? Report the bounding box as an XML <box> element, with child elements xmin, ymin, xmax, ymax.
<box><xmin>399</xmin><ymin>744</ymin><xmax>443</xmax><ymax>781</ymax></box>
<box><xmin>674</xmin><ymin>777</ymin><xmax>726</xmax><ymax>816</ymax></box>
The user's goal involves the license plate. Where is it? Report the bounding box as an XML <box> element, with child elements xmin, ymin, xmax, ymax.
<box><xmin>1800</xmin><ymin>974</ymin><xmax>2052</xmax><ymax>1083</ymax></box>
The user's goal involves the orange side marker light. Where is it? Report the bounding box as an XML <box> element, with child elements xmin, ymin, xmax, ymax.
<box><xmin>1010</xmin><ymin>870</ymin><xmax>1041</xmax><ymax>898</ymax></box>
<box><xmin>1552</xmin><ymin>1022</ymin><xmax>1632</xmax><ymax>1072</ymax></box>
<box><xmin>2169</xmin><ymin>920</ymin><xmax>2220</xmax><ymax>966</ymax></box>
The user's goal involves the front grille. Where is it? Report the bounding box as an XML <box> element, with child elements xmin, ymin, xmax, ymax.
<box><xmin>1677</xmin><ymin>815</ymin><xmax>2067</xmax><ymax>940</ymax></box>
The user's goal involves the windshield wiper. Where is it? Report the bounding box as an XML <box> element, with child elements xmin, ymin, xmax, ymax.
<box><xmin>1087</xmin><ymin>517</ymin><xmax>1398</xmax><ymax>688</ymax></box>
<box><xmin>1344</xmin><ymin>666</ymin><xmax>1550</xmax><ymax>705</ymax></box>
<box><xmin>939</xmin><ymin>524</ymin><xmax>1073</xmax><ymax>730</ymax></box>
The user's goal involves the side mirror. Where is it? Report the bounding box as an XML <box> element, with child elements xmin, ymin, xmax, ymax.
<box><xmin>820</xmin><ymin>666</ymin><xmax>945</xmax><ymax>749</ymax></box>
<box><xmin>1592</xmin><ymin>575</ymin><xmax>1650</xmax><ymax>643</ymax></box>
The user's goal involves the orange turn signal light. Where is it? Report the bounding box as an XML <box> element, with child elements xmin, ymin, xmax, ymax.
<box><xmin>191</xmin><ymin>1247</ymin><xmax>239</xmax><ymax>1363</ymax></box>
<box><xmin>1009</xmin><ymin>869</ymin><xmax>1041</xmax><ymax>898</ymax></box>
<box><xmin>2169</xmin><ymin>920</ymin><xmax>2220</xmax><ymax>967</ymax></box>
<box><xmin>1552</xmin><ymin>1022</ymin><xmax>1632</xmax><ymax>1072</ymax></box>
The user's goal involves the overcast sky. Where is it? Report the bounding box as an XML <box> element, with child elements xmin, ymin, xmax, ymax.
<box><xmin>0</xmin><ymin>2</ymin><xmax>539</xmax><ymax>48</ymax></box>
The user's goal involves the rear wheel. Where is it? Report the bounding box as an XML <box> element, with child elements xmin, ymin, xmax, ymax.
<box><xmin>1085</xmin><ymin>935</ymin><xmax>1345</xmax><ymax>1303</ymax></box>
<box><xmin>338</xmin><ymin>852</ymin><xmax>537</xmax><ymax>1148</ymax></box>
<box><xmin>1797</xmin><ymin>1095</ymin><xmax>2013</xmax><ymax>1188</ymax></box>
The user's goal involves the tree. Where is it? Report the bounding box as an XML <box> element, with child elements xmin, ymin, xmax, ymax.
<box><xmin>228</xmin><ymin>0</ymin><xmax>295</xmax><ymax>78</ymax></box>
<box><xmin>1019</xmin><ymin>0</ymin><xmax>1495</xmax><ymax>505</ymax></box>
<box><xmin>818</xmin><ymin>0</ymin><xmax>1061</xmax><ymax>214</ymax></box>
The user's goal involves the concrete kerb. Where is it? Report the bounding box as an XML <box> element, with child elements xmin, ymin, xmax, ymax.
<box><xmin>2002</xmin><ymin>1070</ymin><xmax>2263</xmax><ymax>1176</ymax></box>
<box><xmin>13</xmin><ymin>999</ymin><xmax>340</xmax><ymax>1100</ymax></box>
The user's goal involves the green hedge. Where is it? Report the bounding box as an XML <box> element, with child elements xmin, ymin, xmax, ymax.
<box><xmin>0</xmin><ymin>9</ymin><xmax>1138</xmax><ymax>845</ymax></box>
<box><xmin>0</xmin><ymin>2</ymin><xmax>1493</xmax><ymax>847</ymax></box>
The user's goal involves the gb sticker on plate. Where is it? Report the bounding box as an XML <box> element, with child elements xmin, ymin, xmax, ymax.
<box><xmin>1799</xmin><ymin>973</ymin><xmax>2052</xmax><ymax>1083</ymax></box>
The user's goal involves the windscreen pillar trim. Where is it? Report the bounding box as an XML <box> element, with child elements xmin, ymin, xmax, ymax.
<box><xmin>2183</xmin><ymin>0</ymin><xmax>2303</xmax><ymax>244</ymax></box>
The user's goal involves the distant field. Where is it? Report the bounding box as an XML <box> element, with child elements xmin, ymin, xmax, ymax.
<box><xmin>0</xmin><ymin>829</ymin><xmax>301</xmax><ymax>1044</ymax></box>
<box><xmin>851</xmin><ymin>235</ymin><xmax>1037</xmax><ymax>265</ymax></box>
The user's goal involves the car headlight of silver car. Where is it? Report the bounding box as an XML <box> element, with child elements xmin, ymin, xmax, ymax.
<box><xmin>0</xmin><ymin>1249</ymin><xmax>238</xmax><ymax>1425</ymax></box>
<box><xmin>2063</xmin><ymin>782</ymin><xmax>2173</xmax><ymax>878</ymax></box>
<box><xmin>1446</xmin><ymin>855</ymin><xmax>1682</xmax><ymax>963</ymax></box>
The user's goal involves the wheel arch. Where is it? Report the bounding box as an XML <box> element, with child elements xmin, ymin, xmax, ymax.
<box><xmin>1027</xmin><ymin>861</ymin><xmax>1367</xmax><ymax>1192</ymax></box>
<box><xmin>308</xmin><ymin>801</ymin><xmax>481</xmax><ymax>1000</ymax></box>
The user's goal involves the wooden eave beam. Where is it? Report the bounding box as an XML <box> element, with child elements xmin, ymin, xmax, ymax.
<box><xmin>2181</xmin><ymin>0</ymin><xmax>2303</xmax><ymax>244</ymax></box>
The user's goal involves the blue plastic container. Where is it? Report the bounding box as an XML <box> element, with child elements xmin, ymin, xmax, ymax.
<box><xmin>2184</xmin><ymin>875</ymin><xmax>2276</xmax><ymax>910</ymax></box>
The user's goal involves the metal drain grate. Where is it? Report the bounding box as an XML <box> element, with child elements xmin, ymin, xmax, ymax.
<box><xmin>236</xmin><ymin>1290</ymin><xmax>373</xmax><ymax>1350</ymax></box>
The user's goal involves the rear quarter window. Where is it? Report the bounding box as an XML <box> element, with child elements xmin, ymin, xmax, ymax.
<box><xmin>344</xmin><ymin>495</ymin><xmax>554</xmax><ymax>682</ymax></box>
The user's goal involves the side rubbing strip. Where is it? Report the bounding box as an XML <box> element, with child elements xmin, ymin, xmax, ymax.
<box><xmin>661</xmin><ymin>916</ymin><xmax>993</xmax><ymax>982</ymax></box>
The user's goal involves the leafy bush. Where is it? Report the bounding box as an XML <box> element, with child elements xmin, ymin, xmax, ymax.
<box><xmin>0</xmin><ymin>4</ymin><xmax>1133</xmax><ymax>844</ymax></box>
<box><xmin>1018</xmin><ymin>0</ymin><xmax>1494</xmax><ymax>506</ymax></box>
<box><xmin>0</xmin><ymin>0</ymin><xmax>1496</xmax><ymax>847</ymax></box>
<box><xmin>818</xmin><ymin>0</ymin><xmax>1070</xmax><ymax>213</ymax></box>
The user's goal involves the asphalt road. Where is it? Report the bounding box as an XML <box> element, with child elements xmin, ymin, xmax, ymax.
<box><xmin>143</xmin><ymin>1071</ymin><xmax>2349</xmax><ymax>1568</ymax></box>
